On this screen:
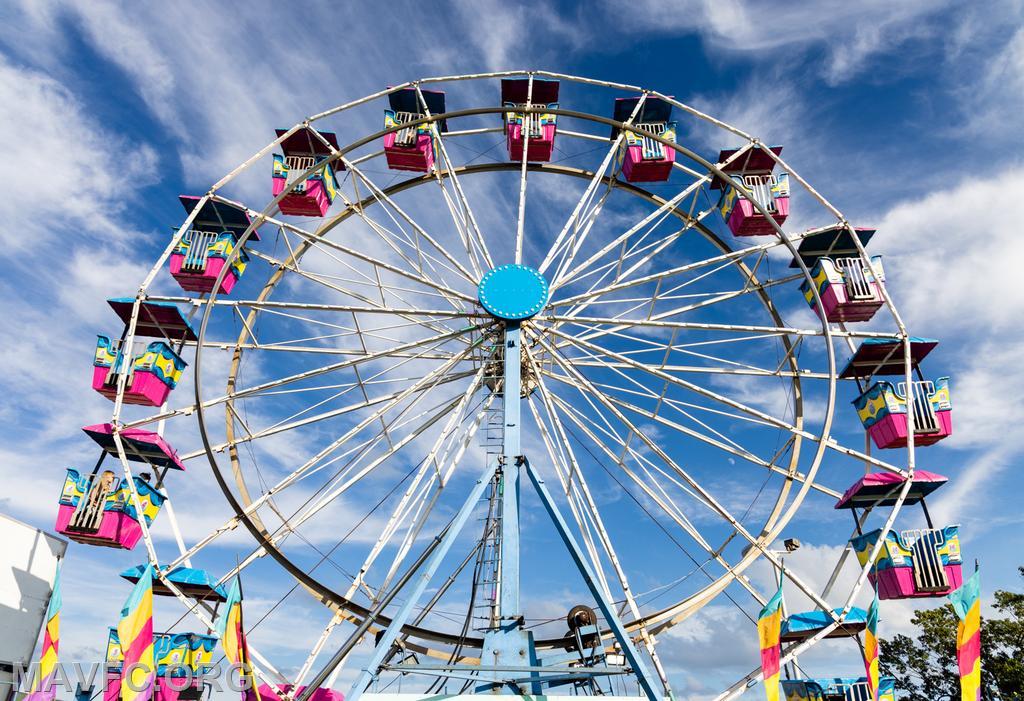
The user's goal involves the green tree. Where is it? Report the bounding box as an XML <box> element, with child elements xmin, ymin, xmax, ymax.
<box><xmin>879</xmin><ymin>567</ymin><xmax>1024</xmax><ymax>700</ymax></box>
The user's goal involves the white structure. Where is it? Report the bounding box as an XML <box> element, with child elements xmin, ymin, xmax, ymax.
<box><xmin>0</xmin><ymin>513</ymin><xmax>66</xmax><ymax>701</ymax></box>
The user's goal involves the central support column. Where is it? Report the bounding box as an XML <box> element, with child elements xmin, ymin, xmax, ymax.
<box><xmin>478</xmin><ymin>319</ymin><xmax>539</xmax><ymax>693</ymax></box>
<box><xmin>476</xmin><ymin>264</ymin><xmax>549</xmax><ymax>693</ymax></box>
<box><xmin>499</xmin><ymin>320</ymin><xmax>522</xmax><ymax>620</ymax></box>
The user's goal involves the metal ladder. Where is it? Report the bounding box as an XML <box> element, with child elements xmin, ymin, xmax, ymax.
<box><xmin>473</xmin><ymin>476</ymin><xmax>503</xmax><ymax>630</ymax></box>
<box><xmin>897</xmin><ymin>380</ymin><xmax>940</xmax><ymax>433</ymax></box>
<box><xmin>902</xmin><ymin>528</ymin><xmax>950</xmax><ymax>592</ymax></box>
<box><xmin>475</xmin><ymin>332</ymin><xmax>506</xmax><ymax>630</ymax></box>
<box><xmin>742</xmin><ymin>174</ymin><xmax>779</xmax><ymax>213</ymax></box>
<box><xmin>835</xmin><ymin>257</ymin><xmax>879</xmax><ymax>301</ymax></box>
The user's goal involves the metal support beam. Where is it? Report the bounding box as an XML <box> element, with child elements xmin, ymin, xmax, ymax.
<box><xmin>346</xmin><ymin>461</ymin><xmax>500</xmax><ymax>701</ymax></box>
<box><xmin>499</xmin><ymin>321</ymin><xmax>522</xmax><ymax>618</ymax></box>
<box><xmin>524</xmin><ymin>459</ymin><xmax>662</xmax><ymax>701</ymax></box>
<box><xmin>477</xmin><ymin>321</ymin><xmax>538</xmax><ymax>694</ymax></box>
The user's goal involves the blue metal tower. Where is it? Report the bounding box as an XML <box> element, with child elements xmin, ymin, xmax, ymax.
<box><xmin>346</xmin><ymin>264</ymin><xmax>662</xmax><ymax>701</ymax></box>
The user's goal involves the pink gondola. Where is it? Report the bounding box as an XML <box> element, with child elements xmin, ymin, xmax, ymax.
<box><xmin>55</xmin><ymin>469</ymin><xmax>165</xmax><ymax>549</ymax></box>
<box><xmin>612</xmin><ymin>96</ymin><xmax>677</xmax><ymax>183</ymax></box>
<box><xmin>170</xmin><ymin>196</ymin><xmax>261</xmax><ymax>295</ymax></box>
<box><xmin>104</xmin><ymin>627</ymin><xmax>216</xmax><ymax>701</ymax></box>
<box><xmin>383</xmin><ymin>87</ymin><xmax>446</xmax><ymax>173</ymax></box>
<box><xmin>55</xmin><ymin>424</ymin><xmax>184</xmax><ymax>549</ymax></box>
<box><xmin>838</xmin><ymin>471</ymin><xmax>963</xmax><ymax>600</ymax></box>
<box><xmin>712</xmin><ymin>145</ymin><xmax>789</xmax><ymax>236</ymax></box>
<box><xmin>92</xmin><ymin>336</ymin><xmax>185</xmax><ymax>406</ymax></box>
<box><xmin>272</xmin><ymin>128</ymin><xmax>342</xmax><ymax>217</ymax></box>
<box><xmin>843</xmin><ymin>338</ymin><xmax>952</xmax><ymax>450</ymax></box>
<box><xmin>502</xmin><ymin>78</ymin><xmax>559</xmax><ymax>162</ymax></box>
<box><xmin>92</xmin><ymin>300</ymin><xmax>194</xmax><ymax>407</ymax></box>
<box><xmin>794</xmin><ymin>226</ymin><xmax>886</xmax><ymax>322</ymax></box>
<box><xmin>852</xmin><ymin>525</ymin><xmax>963</xmax><ymax>599</ymax></box>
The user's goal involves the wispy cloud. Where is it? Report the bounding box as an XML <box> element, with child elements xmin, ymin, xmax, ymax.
<box><xmin>0</xmin><ymin>54</ymin><xmax>157</xmax><ymax>249</ymax></box>
<box><xmin>601</xmin><ymin>0</ymin><xmax>956</xmax><ymax>83</ymax></box>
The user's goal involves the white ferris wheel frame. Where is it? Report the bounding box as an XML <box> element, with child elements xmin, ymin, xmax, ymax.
<box><xmin>96</xmin><ymin>70</ymin><xmax>930</xmax><ymax>701</ymax></box>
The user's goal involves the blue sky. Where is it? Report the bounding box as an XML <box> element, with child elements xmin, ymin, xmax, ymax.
<box><xmin>1</xmin><ymin>1</ymin><xmax>1023</xmax><ymax>700</ymax></box>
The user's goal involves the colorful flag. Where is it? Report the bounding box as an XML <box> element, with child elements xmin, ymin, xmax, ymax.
<box><xmin>949</xmin><ymin>569</ymin><xmax>982</xmax><ymax>701</ymax></box>
<box><xmin>757</xmin><ymin>573</ymin><xmax>785</xmax><ymax>701</ymax></box>
<box><xmin>864</xmin><ymin>588</ymin><xmax>880</xmax><ymax>701</ymax></box>
<box><xmin>118</xmin><ymin>563</ymin><xmax>156</xmax><ymax>701</ymax></box>
<box><xmin>218</xmin><ymin>576</ymin><xmax>260</xmax><ymax>698</ymax></box>
<box><xmin>24</xmin><ymin>565</ymin><xmax>62</xmax><ymax>701</ymax></box>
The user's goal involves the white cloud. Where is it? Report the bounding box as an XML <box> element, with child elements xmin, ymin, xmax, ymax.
<box><xmin>0</xmin><ymin>54</ymin><xmax>157</xmax><ymax>249</ymax></box>
<box><xmin>687</xmin><ymin>69</ymin><xmax>807</xmax><ymax>151</ymax></box>
<box><xmin>448</xmin><ymin>0</ymin><xmax>588</xmax><ymax>72</ymax></box>
<box><xmin>735</xmin><ymin>168</ymin><xmax>1021</xmax><ymax>552</ymax></box>
<box><xmin>876</xmin><ymin>168</ymin><xmax>1024</xmax><ymax>336</ymax></box>
<box><xmin>605</xmin><ymin>0</ymin><xmax>954</xmax><ymax>83</ymax></box>
<box><xmin>870</xmin><ymin>166</ymin><xmax>1024</xmax><ymax>472</ymax></box>
<box><xmin>929</xmin><ymin>444</ymin><xmax>1018</xmax><ymax>529</ymax></box>
<box><xmin>949</xmin><ymin>24</ymin><xmax>1024</xmax><ymax>141</ymax></box>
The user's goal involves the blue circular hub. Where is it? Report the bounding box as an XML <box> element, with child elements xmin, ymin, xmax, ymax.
<box><xmin>478</xmin><ymin>264</ymin><xmax>549</xmax><ymax>320</ymax></box>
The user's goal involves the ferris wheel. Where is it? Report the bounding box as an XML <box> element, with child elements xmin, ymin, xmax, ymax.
<box><xmin>55</xmin><ymin>71</ymin><xmax>965</xmax><ymax>701</ymax></box>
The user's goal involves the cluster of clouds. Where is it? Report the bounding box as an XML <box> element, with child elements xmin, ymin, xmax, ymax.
<box><xmin>1</xmin><ymin>0</ymin><xmax>1023</xmax><ymax>696</ymax></box>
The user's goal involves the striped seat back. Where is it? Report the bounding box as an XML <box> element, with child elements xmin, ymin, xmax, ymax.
<box><xmin>635</xmin><ymin>122</ymin><xmax>666</xmax><ymax>161</ymax></box>
<box><xmin>904</xmin><ymin>528</ymin><xmax>950</xmax><ymax>592</ymax></box>
<box><xmin>845</xmin><ymin>681</ymin><xmax>871</xmax><ymax>701</ymax></box>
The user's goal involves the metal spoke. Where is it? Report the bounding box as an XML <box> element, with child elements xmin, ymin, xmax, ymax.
<box><xmin>416</xmin><ymin>84</ymin><xmax>495</xmax><ymax>273</ymax></box>
<box><xmin>524</xmin><ymin>347</ymin><xmax>676</xmax><ymax>691</ymax></box>
<box><xmin>343</xmin><ymin>163</ymin><xmax>475</xmax><ymax>299</ymax></box>
<box><xmin>513</xmin><ymin>74</ymin><xmax>534</xmax><ymax>264</ymax></box>
<box><xmin>538</xmin><ymin>94</ymin><xmax>646</xmax><ymax>275</ymax></box>
<box><xmin>544</xmin><ymin>315</ymin><xmax>896</xmax><ymax>340</ymax></box>
<box><xmin>342</xmin><ymin>158</ymin><xmax>478</xmax><ymax>285</ymax></box>
<box><xmin>548</xmin><ymin>326</ymin><xmax>906</xmax><ymax>475</ymax></box>
<box><xmin>241</xmin><ymin>245</ymin><xmax>463</xmax><ymax>339</ymax></box>
<box><xmin>213</xmin><ymin>388</ymin><xmax>470</xmax><ymax>585</ymax></box>
<box><xmin>550</xmin><ymin>143</ymin><xmax>756</xmax><ymax>291</ymax></box>
<box><xmin>530</xmin><ymin>332</ymin><xmax>841</xmax><ymax>618</ymax></box>
<box><xmin>165</xmin><ymin>343</ymin><xmax>481</xmax><ymax>570</ymax></box>
<box><xmin>133</xmin><ymin>323</ymin><xmax>489</xmax><ymax>431</ymax></box>
<box><xmin>538</xmin><ymin>378</ymin><xmax>767</xmax><ymax>606</ymax></box>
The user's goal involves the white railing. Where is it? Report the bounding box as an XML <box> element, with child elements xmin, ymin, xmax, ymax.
<box><xmin>100</xmin><ymin>339</ymin><xmax>146</xmax><ymax>388</ymax></box>
<box><xmin>508</xmin><ymin>103</ymin><xmax>545</xmax><ymax>139</ymax></box>
<box><xmin>391</xmin><ymin>111</ymin><xmax>420</xmax><ymax>147</ymax></box>
<box><xmin>284</xmin><ymin>154</ymin><xmax>317</xmax><ymax>187</ymax></box>
<box><xmin>180</xmin><ymin>229</ymin><xmax>219</xmax><ymax>273</ymax></box>
<box><xmin>896</xmin><ymin>380</ymin><xmax>940</xmax><ymax>433</ymax></box>
<box><xmin>68</xmin><ymin>473</ymin><xmax>111</xmax><ymax>533</ymax></box>
<box><xmin>900</xmin><ymin>528</ymin><xmax>950</xmax><ymax>592</ymax></box>
<box><xmin>742</xmin><ymin>173</ymin><xmax>779</xmax><ymax>213</ymax></box>
<box><xmin>835</xmin><ymin>257</ymin><xmax>879</xmax><ymax>301</ymax></box>
<box><xmin>635</xmin><ymin>122</ymin><xmax>668</xmax><ymax>161</ymax></box>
